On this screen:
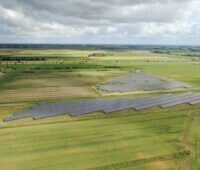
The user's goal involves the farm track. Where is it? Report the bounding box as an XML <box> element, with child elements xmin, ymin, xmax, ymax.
<box><xmin>87</xmin><ymin>152</ymin><xmax>188</xmax><ymax>170</ymax></box>
<box><xmin>179</xmin><ymin>111</ymin><xmax>196</xmax><ymax>170</ymax></box>
<box><xmin>183</xmin><ymin>112</ymin><xmax>194</xmax><ymax>144</ymax></box>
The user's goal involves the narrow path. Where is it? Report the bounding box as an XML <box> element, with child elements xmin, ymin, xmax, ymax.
<box><xmin>87</xmin><ymin>152</ymin><xmax>188</xmax><ymax>170</ymax></box>
<box><xmin>180</xmin><ymin>111</ymin><xmax>196</xmax><ymax>170</ymax></box>
<box><xmin>183</xmin><ymin>112</ymin><xmax>194</xmax><ymax>144</ymax></box>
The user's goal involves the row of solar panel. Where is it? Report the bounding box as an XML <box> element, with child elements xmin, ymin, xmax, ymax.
<box><xmin>98</xmin><ymin>81</ymin><xmax>192</xmax><ymax>92</ymax></box>
<box><xmin>98</xmin><ymin>72</ymin><xmax>192</xmax><ymax>92</ymax></box>
<box><xmin>108</xmin><ymin>72</ymin><xmax>166</xmax><ymax>83</ymax></box>
<box><xmin>3</xmin><ymin>92</ymin><xmax>200</xmax><ymax>122</ymax></box>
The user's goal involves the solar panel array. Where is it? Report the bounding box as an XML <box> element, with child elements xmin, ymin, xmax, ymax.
<box><xmin>108</xmin><ymin>72</ymin><xmax>166</xmax><ymax>83</ymax></box>
<box><xmin>97</xmin><ymin>72</ymin><xmax>192</xmax><ymax>92</ymax></box>
<box><xmin>3</xmin><ymin>92</ymin><xmax>200</xmax><ymax>122</ymax></box>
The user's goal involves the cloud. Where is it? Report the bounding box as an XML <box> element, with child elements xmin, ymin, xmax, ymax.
<box><xmin>0</xmin><ymin>0</ymin><xmax>199</xmax><ymax>44</ymax></box>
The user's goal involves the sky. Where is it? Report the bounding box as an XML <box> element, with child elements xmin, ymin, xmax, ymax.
<box><xmin>0</xmin><ymin>0</ymin><xmax>199</xmax><ymax>45</ymax></box>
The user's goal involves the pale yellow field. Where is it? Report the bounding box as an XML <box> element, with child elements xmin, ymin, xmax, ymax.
<box><xmin>0</xmin><ymin>72</ymin><xmax>106</xmax><ymax>103</ymax></box>
<box><xmin>93</xmin><ymin>55</ymin><xmax>184</xmax><ymax>61</ymax></box>
<box><xmin>0</xmin><ymin>71</ymin><xmax>128</xmax><ymax>103</ymax></box>
<box><xmin>0</xmin><ymin>87</ymin><xmax>94</xmax><ymax>103</ymax></box>
<box><xmin>147</xmin><ymin>160</ymin><xmax>176</xmax><ymax>170</ymax></box>
<box><xmin>76</xmin><ymin>70</ymin><xmax>124</xmax><ymax>78</ymax></box>
<box><xmin>0</xmin><ymin>49</ymin><xmax>107</xmax><ymax>57</ymax></box>
<box><xmin>89</xmin><ymin>50</ymin><xmax>191</xmax><ymax>62</ymax></box>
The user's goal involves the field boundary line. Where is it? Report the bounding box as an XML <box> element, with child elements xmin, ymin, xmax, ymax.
<box><xmin>86</xmin><ymin>152</ymin><xmax>189</xmax><ymax>170</ymax></box>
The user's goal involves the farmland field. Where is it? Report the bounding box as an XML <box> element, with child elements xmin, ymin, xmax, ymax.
<box><xmin>0</xmin><ymin>46</ymin><xmax>200</xmax><ymax>170</ymax></box>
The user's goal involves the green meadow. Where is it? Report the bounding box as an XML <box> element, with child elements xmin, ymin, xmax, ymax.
<box><xmin>0</xmin><ymin>48</ymin><xmax>200</xmax><ymax>170</ymax></box>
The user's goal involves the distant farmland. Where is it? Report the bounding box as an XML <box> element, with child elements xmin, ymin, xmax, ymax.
<box><xmin>0</xmin><ymin>46</ymin><xmax>200</xmax><ymax>170</ymax></box>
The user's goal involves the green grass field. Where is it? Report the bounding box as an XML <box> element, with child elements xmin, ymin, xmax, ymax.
<box><xmin>0</xmin><ymin>48</ymin><xmax>200</xmax><ymax>170</ymax></box>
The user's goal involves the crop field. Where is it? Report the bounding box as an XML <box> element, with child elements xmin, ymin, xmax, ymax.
<box><xmin>0</xmin><ymin>47</ymin><xmax>200</xmax><ymax>170</ymax></box>
<box><xmin>90</xmin><ymin>51</ymin><xmax>188</xmax><ymax>62</ymax></box>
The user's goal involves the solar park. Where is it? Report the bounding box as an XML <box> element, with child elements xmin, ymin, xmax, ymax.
<box><xmin>3</xmin><ymin>71</ymin><xmax>195</xmax><ymax>121</ymax></box>
<box><xmin>0</xmin><ymin>47</ymin><xmax>200</xmax><ymax>170</ymax></box>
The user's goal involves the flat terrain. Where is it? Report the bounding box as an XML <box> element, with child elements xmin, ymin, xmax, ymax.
<box><xmin>0</xmin><ymin>47</ymin><xmax>200</xmax><ymax>170</ymax></box>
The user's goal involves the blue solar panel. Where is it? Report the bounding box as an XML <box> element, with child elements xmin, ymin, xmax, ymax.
<box><xmin>3</xmin><ymin>92</ymin><xmax>199</xmax><ymax>122</ymax></box>
<box><xmin>98</xmin><ymin>73</ymin><xmax>192</xmax><ymax>92</ymax></box>
<box><xmin>160</xmin><ymin>93</ymin><xmax>196</xmax><ymax>108</ymax></box>
<box><xmin>134</xmin><ymin>94</ymin><xmax>174</xmax><ymax>110</ymax></box>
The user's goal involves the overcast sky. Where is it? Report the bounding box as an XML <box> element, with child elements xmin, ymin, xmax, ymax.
<box><xmin>0</xmin><ymin>0</ymin><xmax>199</xmax><ymax>45</ymax></box>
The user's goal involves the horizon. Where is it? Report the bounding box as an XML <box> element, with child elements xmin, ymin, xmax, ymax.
<box><xmin>0</xmin><ymin>43</ymin><xmax>199</xmax><ymax>47</ymax></box>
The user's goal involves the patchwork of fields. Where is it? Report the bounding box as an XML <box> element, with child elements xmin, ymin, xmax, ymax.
<box><xmin>0</xmin><ymin>47</ymin><xmax>200</xmax><ymax>170</ymax></box>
